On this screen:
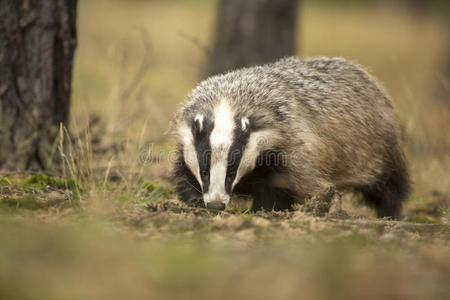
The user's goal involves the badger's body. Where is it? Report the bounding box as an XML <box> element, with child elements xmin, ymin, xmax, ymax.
<box><xmin>171</xmin><ymin>57</ymin><xmax>409</xmax><ymax>218</ymax></box>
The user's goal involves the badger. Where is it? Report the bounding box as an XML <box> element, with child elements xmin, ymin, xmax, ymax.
<box><xmin>170</xmin><ymin>57</ymin><xmax>410</xmax><ymax>218</ymax></box>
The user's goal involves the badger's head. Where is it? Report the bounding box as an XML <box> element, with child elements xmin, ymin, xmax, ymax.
<box><xmin>177</xmin><ymin>99</ymin><xmax>277</xmax><ymax>210</ymax></box>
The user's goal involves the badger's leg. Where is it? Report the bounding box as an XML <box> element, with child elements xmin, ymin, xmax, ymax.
<box><xmin>361</xmin><ymin>158</ymin><xmax>410</xmax><ymax>219</ymax></box>
<box><xmin>302</xmin><ymin>187</ymin><xmax>336</xmax><ymax>217</ymax></box>
<box><xmin>251</xmin><ymin>181</ymin><xmax>295</xmax><ymax>211</ymax></box>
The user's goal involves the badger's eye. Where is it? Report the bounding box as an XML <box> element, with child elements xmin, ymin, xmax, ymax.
<box><xmin>227</xmin><ymin>171</ymin><xmax>236</xmax><ymax>179</ymax></box>
<box><xmin>201</xmin><ymin>170</ymin><xmax>209</xmax><ymax>178</ymax></box>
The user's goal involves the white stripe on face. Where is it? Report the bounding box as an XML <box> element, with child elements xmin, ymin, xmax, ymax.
<box><xmin>194</xmin><ymin>114</ymin><xmax>204</xmax><ymax>132</ymax></box>
<box><xmin>203</xmin><ymin>100</ymin><xmax>235</xmax><ymax>205</ymax></box>
<box><xmin>179</xmin><ymin>123</ymin><xmax>203</xmax><ymax>189</ymax></box>
<box><xmin>232</xmin><ymin>130</ymin><xmax>280</xmax><ymax>190</ymax></box>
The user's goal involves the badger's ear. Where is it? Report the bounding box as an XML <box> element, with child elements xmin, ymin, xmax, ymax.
<box><xmin>193</xmin><ymin>114</ymin><xmax>204</xmax><ymax>133</ymax></box>
<box><xmin>241</xmin><ymin>117</ymin><xmax>250</xmax><ymax>132</ymax></box>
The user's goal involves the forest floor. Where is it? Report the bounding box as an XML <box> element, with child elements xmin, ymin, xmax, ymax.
<box><xmin>0</xmin><ymin>173</ymin><xmax>448</xmax><ymax>300</ymax></box>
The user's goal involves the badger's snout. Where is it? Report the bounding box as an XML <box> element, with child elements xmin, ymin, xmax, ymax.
<box><xmin>206</xmin><ymin>201</ymin><xmax>226</xmax><ymax>210</ymax></box>
<box><xmin>204</xmin><ymin>193</ymin><xmax>230</xmax><ymax>210</ymax></box>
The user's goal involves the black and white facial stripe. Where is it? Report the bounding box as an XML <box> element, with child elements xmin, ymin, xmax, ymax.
<box><xmin>180</xmin><ymin>100</ymin><xmax>278</xmax><ymax>207</ymax></box>
<box><xmin>192</xmin><ymin>114</ymin><xmax>213</xmax><ymax>195</ymax></box>
<box><xmin>225</xmin><ymin>117</ymin><xmax>251</xmax><ymax>194</ymax></box>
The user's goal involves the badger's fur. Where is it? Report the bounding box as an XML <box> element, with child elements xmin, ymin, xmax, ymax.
<box><xmin>170</xmin><ymin>57</ymin><xmax>410</xmax><ymax>218</ymax></box>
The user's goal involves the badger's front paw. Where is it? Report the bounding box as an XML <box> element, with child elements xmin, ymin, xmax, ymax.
<box><xmin>302</xmin><ymin>187</ymin><xmax>337</xmax><ymax>217</ymax></box>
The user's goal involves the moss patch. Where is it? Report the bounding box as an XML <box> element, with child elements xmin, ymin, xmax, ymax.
<box><xmin>0</xmin><ymin>173</ymin><xmax>77</xmax><ymax>212</ymax></box>
<box><xmin>134</xmin><ymin>181</ymin><xmax>175</xmax><ymax>205</ymax></box>
<box><xmin>22</xmin><ymin>173</ymin><xmax>77</xmax><ymax>191</ymax></box>
<box><xmin>404</xmin><ymin>215</ymin><xmax>439</xmax><ymax>224</ymax></box>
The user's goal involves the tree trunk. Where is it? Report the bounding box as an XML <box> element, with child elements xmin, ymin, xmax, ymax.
<box><xmin>0</xmin><ymin>0</ymin><xmax>77</xmax><ymax>171</ymax></box>
<box><xmin>206</xmin><ymin>0</ymin><xmax>300</xmax><ymax>77</ymax></box>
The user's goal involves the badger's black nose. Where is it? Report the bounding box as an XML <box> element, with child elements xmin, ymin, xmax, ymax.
<box><xmin>206</xmin><ymin>201</ymin><xmax>226</xmax><ymax>210</ymax></box>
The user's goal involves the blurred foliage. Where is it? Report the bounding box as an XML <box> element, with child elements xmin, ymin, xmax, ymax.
<box><xmin>0</xmin><ymin>199</ymin><xmax>448</xmax><ymax>300</ymax></box>
<box><xmin>112</xmin><ymin>0</ymin><xmax>450</xmax><ymax>12</ymax></box>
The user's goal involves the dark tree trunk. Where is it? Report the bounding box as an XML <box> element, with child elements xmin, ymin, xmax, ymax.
<box><xmin>206</xmin><ymin>0</ymin><xmax>300</xmax><ymax>77</ymax></box>
<box><xmin>0</xmin><ymin>0</ymin><xmax>77</xmax><ymax>170</ymax></box>
<box><xmin>437</xmin><ymin>36</ymin><xmax>450</xmax><ymax>103</ymax></box>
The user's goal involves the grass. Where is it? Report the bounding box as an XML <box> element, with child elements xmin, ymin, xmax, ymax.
<box><xmin>0</xmin><ymin>0</ymin><xmax>449</xmax><ymax>299</ymax></box>
<box><xmin>0</xmin><ymin>190</ymin><xmax>448</xmax><ymax>300</ymax></box>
